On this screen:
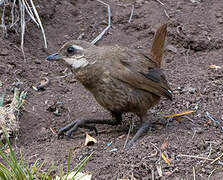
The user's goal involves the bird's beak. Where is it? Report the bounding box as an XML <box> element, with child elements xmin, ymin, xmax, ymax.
<box><xmin>46</xmin><ymin>53</ymin><xmax>61</xmax><ymax>61</ymax></box>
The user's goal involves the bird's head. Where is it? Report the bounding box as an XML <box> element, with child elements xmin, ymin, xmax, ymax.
<box><xmin>46</xmin><ymin>40</ymin><xmax>94</xmax><ymax>70</ymax></box>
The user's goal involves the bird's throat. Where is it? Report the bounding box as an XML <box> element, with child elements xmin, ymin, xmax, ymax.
<box><xmin>70</xmin><ymin>58</ymin><xmax>89</xmax><ymax>69</ymax></box>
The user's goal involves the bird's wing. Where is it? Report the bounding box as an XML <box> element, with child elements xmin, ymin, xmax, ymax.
<box><xmin>110</xmin><ymin>55</ymin><xmax>172</xmax><ymax>100</ymax></box>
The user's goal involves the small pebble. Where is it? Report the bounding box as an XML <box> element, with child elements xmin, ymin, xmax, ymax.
<box><xmin>110</xmin><ymin>148</ymin><xmax>118</xmax><ymax>152</ymax></box>
<box><xmin>106</xmin><ymin>141</ymin><xmax>113</xmax><ymax>147</ymax></box>
<box><xmin>166</xmin><ymin>45</ymin><xmax>178</xmax><ymax>53</ymax></box>
<box><xmin>217</xmin><ymin>18</ymin><xmax>223</xmax><ymax>24</ymax></box>
<box><xmin>194</xmin><ymin>127</ymin><xmax>203</xmax><ymax>134</ymax></box>
<box><xmin>215</xmin><ymin>12</ymin><xmax>222</xmax><ymax>18</ymax></box>
<box><xmin>0</xmin><ymin>48</ymin><xmax>9</xmax><ymax>56</ymax></box>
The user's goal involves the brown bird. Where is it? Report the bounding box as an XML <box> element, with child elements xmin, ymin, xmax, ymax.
<box><xmin>46</xmin><ymin>24</ymin><xmax>172</xmax><ymax>148</ymax></box>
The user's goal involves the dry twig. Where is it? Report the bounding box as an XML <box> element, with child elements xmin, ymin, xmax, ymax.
<box><xmin>177</xmin><ymin>154</ymin><xmax>214</xmax><ymax>161</ymax></box>
<box><xmin>206</xmin><ymin>112</ymin><xmax>219</xmax><ymax>126</ymax></box>
<box><xmin>0</xmin><ymin>0</ymin><xmax>7</xmax><ymax>36</ymax></box>
<box><xmin>193</xmin><ymin>167</ymin><xmax>196</xmax><ymax>180</ymax></box>
<box><xmin>164</xmin><ymin>9</ymin><xmax>169</xmax><ymax>19</ymax></box>
<box><xmin>29</xmin><ymin>0</ymin><xmax>47</xmax><ymax>48</ymax></box>
<box><xmin>128</xmin><ymin>5</ymin><xmax>134</xmax><ymax>23</ymax></box>
<box><xmin>150</xmin><ymin>142</ymin><xmax>162</xmax><ymax>162</ymax></box>
<box><xmin>91</xmin><ymin>0</ymin><xmax>111</xmax><ymax>44</ymax></box>
<box><xmin>155</xmin><ymin>0</ymin><xmax>164</xmax><ymax>6</ymax></box>
<box><xmin>182</xmin><ymin>115</ymin><xmax>195</xmax><ymax>123</ymax></box>
<box><xmin>210</xmin><ymin>152</ymin><xmax>223</xmax><ymax>164</ymax></box>
<box><xmin>201</xmin><ymin>143</ymin><xmax>212</xmax><ymax>166</ymax></box>
<box><xmin>19</xmin><ymin>0</ymin><xmax>25</xmax><ymax>58</ymax></box>
<box><xmin>208</xmin><ymin>169</ymin><xmax>216</xmax><ymax>180</ymax></box>
<box><xmin>123</xmin><ymin>121</ymin><xmax>134</xmax><ymax>149</ymax></box>
<box><xmin>0</xmin><ymin>0</ymin><xmax>47</xmax><ymax>57</ymax></box>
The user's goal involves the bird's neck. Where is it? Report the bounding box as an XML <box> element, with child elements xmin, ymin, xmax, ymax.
<box><xmin>73</xmin><ymin>66</ymin><xmax>100</xmax><ymax>90</ymax></box>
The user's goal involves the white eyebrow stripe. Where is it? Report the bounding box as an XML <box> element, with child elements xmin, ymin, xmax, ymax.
<box><xmin>72</xmin><ymin>45</ymin><xmax>83</xmax><ymax>50</ymax></box>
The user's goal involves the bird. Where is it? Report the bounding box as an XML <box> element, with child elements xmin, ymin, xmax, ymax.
<box><xmin>46</xmin><ymin>24</ymin><xmax>172</xmax><ymax>148</ymax></box>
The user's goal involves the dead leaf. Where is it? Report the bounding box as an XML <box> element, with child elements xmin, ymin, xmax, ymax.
<box><xmin>85</xmin><ymin>132</ymin><xmax>97</xmax><ymax>146</ymax></box>
<box><xmin>55</xmin><ymin>171</ymin><xmax>92</xmax><ymax>180</ymax></box>
<box><xmin>117</xmin><ymin>134</ymin><xmax>125</xmax><ymax>139</ymax></box>
<box><xmin>209</xmin><ymin>64</ymin><xmax>221</xmax><ymax>70</ymax></box>
<box><xmin>160</xmin><ymin>138</ymin><xmax>168</xmax><ymax>150</ymax></box>
<box><xmin>164</xmin><ymin>110</ymin><xmax>195</xmax><ymax>118</ymax></box>
<box><xmin>161</xmin><ymin>152</ymin><xmax>171</xmax><ymax>165</ymax></box>
<box><xmin>207</xmin><ymin>119</ymin><xmax>212</xmax><ymax>125</ymax></box>
<box><xmin>4</xmin><ymin>148</ymin><xmax>10</xmax><ymax>154</ymax></box>
<box><xmin>37</xmin><ymin>77</ymin><xmax>50</xmax><ymax>90</ymax></box>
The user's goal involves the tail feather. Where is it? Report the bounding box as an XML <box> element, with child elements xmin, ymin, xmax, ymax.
<box><xmin>150</xmin><ymin>24</ymin><xmax>167</xmax><ymax>67</ymax></box>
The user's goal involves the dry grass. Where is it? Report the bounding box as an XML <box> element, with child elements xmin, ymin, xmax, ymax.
<box><xmin>0</xmin><ymin>0</ymin><xmax>47</xmax><ymax>57</ymax></box>
<box><xmin>0</xmin><ymin>88</ymin><xmax>26</xmax><ymax>140</ymax></box>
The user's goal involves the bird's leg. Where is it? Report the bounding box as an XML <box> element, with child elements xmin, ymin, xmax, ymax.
<box><xmin>58</xmin><ymin>112</ymin><xmax>122</xmax><ymax>138</ymax></box>
<box><xmin>58</xmin><ymin>121</ymin><xmax>98</xmax><ymax>137</ymax></box>
<box><xmin>126</xmin><ymin>116</ymin><xmax>151</xmax><ymax>148</ymax></box>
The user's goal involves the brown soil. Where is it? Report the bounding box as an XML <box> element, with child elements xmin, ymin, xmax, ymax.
<box><xmin>1</xmin><ymin>0</ymin><xmax>223</xmax><ymax>179</ymax></box>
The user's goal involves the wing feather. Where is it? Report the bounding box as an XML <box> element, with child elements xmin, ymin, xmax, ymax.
<box><xmin>110</xmin><ymin>58</ymin><xmax>172</xmax><ymax>100</ymax></box>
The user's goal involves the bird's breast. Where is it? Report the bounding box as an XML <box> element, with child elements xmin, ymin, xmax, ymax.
<box><xmin>75</xmin><ymin>68</ymin><xmax>160</xmax><ymax>114</ymax></box>
<box><xmin>74</xmin><ymin>66</ymin><xmax>103</xmax><ymax>90</ymax></box>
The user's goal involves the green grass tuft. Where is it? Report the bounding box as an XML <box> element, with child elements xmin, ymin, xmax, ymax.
<box><xmin>0</xmin><ymin>131</ymin><xmax>92</xmax><ymax>180</ymax></box>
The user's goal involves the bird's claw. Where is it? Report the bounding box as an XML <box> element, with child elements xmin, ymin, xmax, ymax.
<box><xmin>57</xmin><ymin>130</ymin><xmax>72</xmax><ymax>140</ymax></box>
<box><xmin>57</xmin><ymin>130</ymin><xmax>66</xmax><ymax>139</ymax></box>
<box><xmin>64</xmin><ymin>129</ymin><xmax>73</xmax><ymax>138</ymax></box>
<box><xmin>57</xmin><ymin>120</ymin><xmax>98</xmax><ymax>139</ymax></box>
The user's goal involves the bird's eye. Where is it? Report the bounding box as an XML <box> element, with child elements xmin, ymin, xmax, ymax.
<box><xmin>67</xmin><ymin>46</ymin><xmax>76</xmax><ymax>54</ymax></box>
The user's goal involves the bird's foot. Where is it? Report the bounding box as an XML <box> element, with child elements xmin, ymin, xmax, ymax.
<box><xmin>125</xmin><ymin>120</ymin><xmax>151</xmax><ymax>149</ymax></box>
<box><xmin>58</xmin><ymin>119</ymin><xmax>98</xmax><ymax>139</ymax></box>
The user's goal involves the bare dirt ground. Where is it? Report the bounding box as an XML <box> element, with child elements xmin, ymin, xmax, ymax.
<box><xmin>1</xmin><ymin>0</ymin><xmax>223</xmax><ymax>179</ymax></box>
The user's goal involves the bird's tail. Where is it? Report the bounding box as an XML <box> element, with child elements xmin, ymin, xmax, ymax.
<box><xmin>150</xmin><ymin>24</ymin><xmax>167</xmax><ymax>67</ymax></box>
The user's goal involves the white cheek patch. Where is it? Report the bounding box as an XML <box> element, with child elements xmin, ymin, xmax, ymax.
<box><xmin>71</xmin><ymin>58</ymin><xmax>89</xmax><ymax>69</ymax></box>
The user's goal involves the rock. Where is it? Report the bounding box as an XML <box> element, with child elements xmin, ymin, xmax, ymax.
<box><xmin>92</xmin><ymin>107</ymin><xmax>97</xmax><ymax>113</ymax></box>
<box><xmin>182</xmin><ymin>86</ymin><xmax>196</xmax><ymax>94</ymax></box>
<box><xmin>187</xmin><ymin>87</ymin><xmax>196</xmax><ymax>93</ymax></box>
<box><xmin>0</xmin><ymin>65</ymin><xmax>5</xmax><ymax>75</ymax></box>
<box><xmin>194</xmin><ymin>127</ymin><xmax>203</xmax><ymax>134</ymax></box>
<box><xmin>64</xmin><ymin>35</ymin><xmax>71</xmax><ymax>40</ymax></box>
<box><xmin>0</xmin><ymin>48</ymin><xmax>9</xmax><ymax>56</ymax></box>
<box><xmin>165</xmin><ymin>58</ymin><xmax>173</xmax><ymax>63</ymax></box>
<box><xmin>217</xmin><ymin>17</ymin><xmax>223</xmax><ymax>24</ymax></box>
<box><xmin>215</xmin><ymin>12</ymin><xmax>222</xmax><ymax>18</ymax></box>
<box><xmin>189</xmin><ymin>38</ymin><xmax>210</xmax><ymax>51</ymax></box>
<box><xmin>190</xmin><ymin>0</ymin><xmax>200</xmax><ymax>3</ymax></box>
<box><xmin>77</xmin><ymin>33</ymin><xmax>85</xmax><ymax>40</ymax></box>
<box><xmin>166</xmin><ymin>45</ymin><xmax>178</xmax><ymax>53</ymax></box>
<box><xmin>34</xmin><ymin>59</ymin><xmax>41</xmax><ymax>64</ymax></box>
